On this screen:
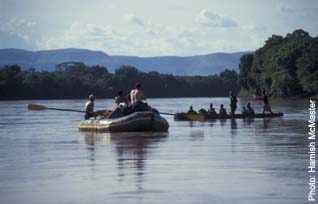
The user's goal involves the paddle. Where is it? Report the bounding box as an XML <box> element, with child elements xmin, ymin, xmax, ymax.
<box><xmin>158</xmin><ymin>112</ymin><xmax>174</xmax><ymax>116</ymax></box>
<box><xmin>144</xmin><ymin>99</ymin><xmax>175</xmax><ymax>116</ymax></box>
<box><xmin>28</xmin><ymin>103</ymin><xmax>86</xmax><ymax>112</ymax></box>
<box><xmin>28</xmin><ymin>104</ymin><xmax>107</xmax><ymax>114</ymax></box>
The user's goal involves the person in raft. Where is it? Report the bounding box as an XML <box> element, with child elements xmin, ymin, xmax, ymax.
<box><xmin>115</xmin><ymin>90</ymin><xmax>128</xmax><ymax>106</ymax></box>
<box><xmin>242</xmin><ymin>106</ymin><xmax>247</xmax><ymax>115</ymax></box>
<box><xmin>126</xmin><ymin>93</ymin><xmax>132</xmax><ymax>106</ymax></box>
<box><xmin>208</xmin><ymin>103</ymin><xmax>216</xmax><ymax>114</ymax></box>
<box><xmin>262</xmin><ymin>89</ymin><xmax>273</xmax><ymax>114</ymax></box>
<box><xmin>187</xmin><ymin>106</ymin><xmax>197</xmax><ymax>114</ymax></box>
<box><xmin>108</xmin><ymin>90</ymin><xmax>127</xmax><ymax>119</ymax></box>
<box><xmin>131</xmin><ymin>83</ymin><xmax>149</xmax><ymax>112</ymax></box>
<box><xmin>229</xmin><ymin>90</ymin><xmax>238</xmax><ymax>115</ymax></box>
<box><xmin>246</xmin><ymin>102</ymin><xmax>255</xmax><ymax>115</ymax></box>
<box><xmin>219</xmin><ymin>104</ymin><xmax>227</xmax><ymax>115</ymax></box>
<box><xmin>84</xmin><ymin>94</ymin><xmax>95</xmax><ymax>119</ymax></box>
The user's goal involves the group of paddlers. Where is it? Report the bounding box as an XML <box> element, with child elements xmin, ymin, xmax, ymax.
<box><xmin>187</xmin><ymin>89</ymin><xmax>273</xmax><ymax>116</ymax></box>
<box><xmin>84</xmin><ymin>85</ymin><xmax>274</xmax><ymax>119</ymax></box>
<box><xmin>84</xmin><ymin>83</ymin><xmax>153</xmax><ymax>119</ymax></box>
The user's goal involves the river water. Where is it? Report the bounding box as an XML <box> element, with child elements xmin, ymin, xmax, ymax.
<box><xmin>0</xmin><ymin>98</ymin><xmax>311</xmax><ymax>204</ymax></box>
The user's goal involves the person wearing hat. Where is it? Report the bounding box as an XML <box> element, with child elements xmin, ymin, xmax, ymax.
<box><xmin>84</xmin><ymin>94</ymin><xmax>95</xmax><ymax>119</ymax></box>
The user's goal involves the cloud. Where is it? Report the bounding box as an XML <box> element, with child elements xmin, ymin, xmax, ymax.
<box><xmin>44</xmin><ymin>21</ymin><xmax>181</xmax><ymax>55</ymax></box>
<box><xmin>67</xmin><ymin>22</ymin><xmax>113</xmax><ymax>38</ymax></box>
<box><xmin>0</xmin><ymin>17</ymin><xmax>38</xmax><ymax>49</ymax></box>
<box><xmin>0</xmin><ymin>30</ymin><xmax>36</xmax><ymax>50</ymax></box>
<box><xmin>1</xmin><ymin>0</ymin><xmax>317</xmax><ymax>57</ymax></box>
<box><xmin>1</xmin><ymin>16</ymin><xmax>264</xmax><ymax>56</ymax></box>
<box><xmin>43</xmin><ymin>18</ymin><xmax>266</xmax><ymax>57</ymax></box>
<box><xmin>44</xmin><ymin>22</ymin><xmax>127</xmax><ymax>53</ymax></box>
<box><xmin>1</xmin><ymin>17</ymin><xmax>37</xmax><ymax>35</ymax></box>
<box><xmin>124</xmin><ymin>14</ymin><xmax>144</xmax><ymax>27</ymax></box>
<box><xmin>196</xmin><ymin>9</ymin><xmax>238</xmax><ymax>27</ymax></box>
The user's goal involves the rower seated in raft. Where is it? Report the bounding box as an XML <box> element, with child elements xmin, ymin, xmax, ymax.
<box><xmin>219</xmin><ymin>104</ymin><xmax>227</xmax><ymax>115</ymax></box>
<box><xmin>116</xmin><ymin>90</ymin><xmax>133</xmax><ymax>115</ymax></box>
<box><xmin>109</xmin><ymin>91</ymin><xmax>133</xmax><ymax>119</ymax></box>
<box><xmin>187</xmin><ymin>106</ymin><xmax>197</xmax><ymax>114</ymax></box>
<box><xmin>84</xmin><ymin>94</ymin><xmax>96</xmax><ymax>119</ymax></box>
<box><xmin>115</xmin><ymin>90</ymin><xmax>128</xmax><ymax>105</ymax></box>
<box><xmin>198</xmin><ymin>108</ymin><xmax>207</xmax><ymax>114</ymax></box>
<box><xmin>246</xmin><ymin>103</ymin><xmax>255</xmax><ymax>115</ymax></box>
<box><xmin>207</xmin><ymin>103</ymin><xmax>216</xmax><ymax>114</ymax></box>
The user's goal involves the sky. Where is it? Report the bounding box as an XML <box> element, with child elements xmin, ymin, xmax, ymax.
<box><xmin>0</xmin><ymin>0</ymin><xmax>317</xmax><ymax>56</ymax></box>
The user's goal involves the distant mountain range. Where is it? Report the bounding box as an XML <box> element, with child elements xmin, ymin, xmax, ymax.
<box><xmin>0</xmin><ymin>48</ymin><xmax>252</xmax><ymax>75</ymax></box>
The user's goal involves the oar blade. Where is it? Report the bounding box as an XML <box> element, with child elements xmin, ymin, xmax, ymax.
<box><xmin>28</xmin><ymin>104</ymin><xmax>48</xmax><ymax>111</ymax></box>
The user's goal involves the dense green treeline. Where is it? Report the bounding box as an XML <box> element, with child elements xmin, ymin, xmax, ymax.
<box><xmin>239</xmin><ymin>29</ymin><xmax>318</xmax><ymax>97</ymax></box>
<box><xmin>0</xmin><ymin>62</ymin><xmax>239</xmax><ymax>100</ymax></box>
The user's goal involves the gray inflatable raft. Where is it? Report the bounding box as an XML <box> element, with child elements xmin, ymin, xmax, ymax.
<box><xmin>79</xmin><ymin>111</ymin><xmax>169</xmax><ymax>132</ymax></box>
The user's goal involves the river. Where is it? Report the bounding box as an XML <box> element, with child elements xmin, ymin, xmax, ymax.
<box><xmin>0</xmin><ymin>97</ymin><xmax>310</xmax><ymax>204</ymax></box>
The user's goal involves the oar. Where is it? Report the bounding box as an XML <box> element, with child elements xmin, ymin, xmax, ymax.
<box><xmin>28</xmin><ymin>104</ymin><xmax>85</xmax><ymax>113</ymax></box>
<box><xmin>159</xmin><ymin>112</ymin><xmax>175</xmax><ymax>116</ymax></box>
<box><xmin>28</xmin><ymin>104</ymin><xmax>107</xmax><ymax>114</ymax></box>
<box><xmin>145</xmin><ymin>100</ymin><xmax>174</xmax><ymax>116</ymax></box>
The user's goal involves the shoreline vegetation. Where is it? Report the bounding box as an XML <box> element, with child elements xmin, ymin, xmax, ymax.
<box><xmin>0</xmin><ymin>64</ymin><xmax>239</xmax><ymax>100</ymax></box>
<box><xmin>0</xmin><ymin>29</ymin><xmax>317</xmax><ymax>100</ymax></box>
<box><xmin>239</xmin><ymin>29</ymin><xmax>317</xmax><ymax>98</ymax></box>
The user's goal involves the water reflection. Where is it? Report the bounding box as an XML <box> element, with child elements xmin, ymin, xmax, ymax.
<box><xmin>243</xmin><ymin>118</ymin><xmax>255</xmax><ymax>126</ymax></box>
<box><xmin>183</xmin><ymin>117</ymin><xmax>275</xmax><ymax>131</ymax></box>
<box><xmin>230</xmin><ymin>119</ymin><xmax>238</xmax><ymax>130</ymax></box>
<box><xmin>208</xmin><ymin>119</ymin><xmax>216</xmax><ymax>127</ymax></box>
<box><xmin>81</xmin><ymin>131</ymin><xmax>168</xmax><ymax>190</ymax></box>
<box><xmin>262</xmin><ymin>118</ymin><xmax>272</xmax><ymax>129</ymax></box>
<box><xmin>83</xmin><ymin>132</ymin><xmax>111</xmax><ymax>161</ymax></box>
<box><xmin>230</xmin><ymin>119</ymin><xmax>238</xmax><ymax>136</ymax></box>
<box><xmin>219</xmin><ymin>119</ymin><xmax>226</xmax><ymax>127</ymax></box>
<box><xmin>189</xmin><ymin>130</ymin><xmax>204</xmax><ymax>141</ymax></box>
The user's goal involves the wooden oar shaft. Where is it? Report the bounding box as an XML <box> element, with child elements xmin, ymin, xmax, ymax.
<box><xmin>47</xmin><ymin>108</ymin><xmax>85</xmax><ymax>113</ymax></box>
<box><xmin>28</xmin><ymin>104</ymin><xmax>85</xmax><ymax>113</ymax></box>
<box><xmin>29</xmin><ymin>103</ymin><xmax>173</xmax><ymax>116</ymax></box>
<box><xmin>28</xmin><ymin>103</ymin><xmax>108</xmax><ymax>114</ymax></box>
<box><xmin>159</xmin><ymin>112</ymin><xmax>174</xmax><ymax>116</ymax></box>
